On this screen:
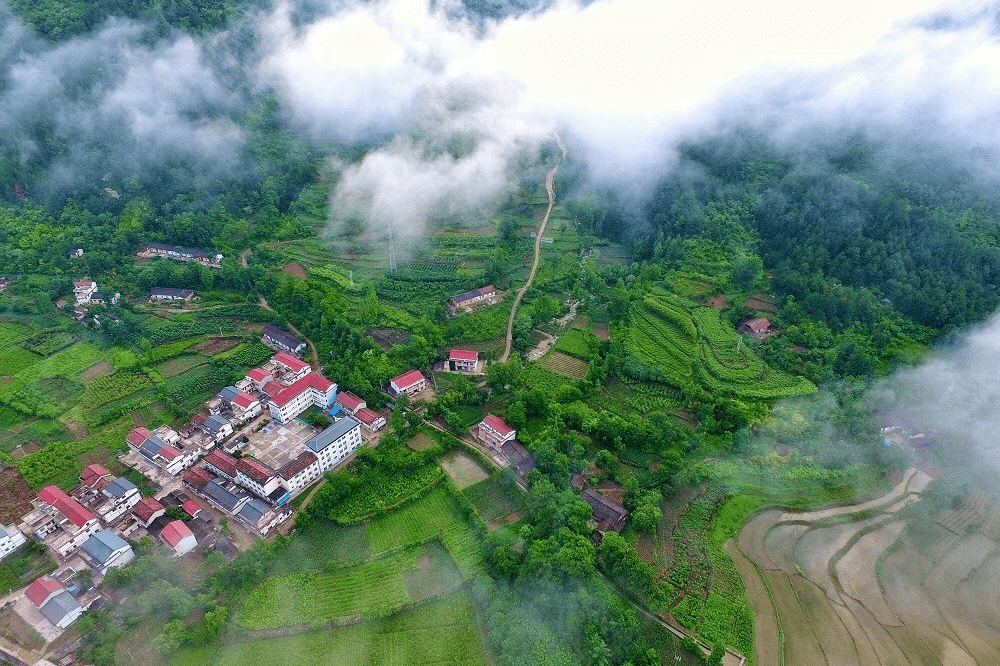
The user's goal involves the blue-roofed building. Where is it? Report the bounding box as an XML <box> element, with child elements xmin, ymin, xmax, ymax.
<box><xmin>202</xmin><ymin>415</ymin><xmax>233</xmax><ymax>443</ymax></box>
<box><xmin>80</xmin><ymin>529</ymin><xmax>135</xmax><ymax>574</ymax></box>
<box><xmin>236</xmin><ymin>499</ymin><xmax>287</xmax><ymax>536</ymax></box>
<box><xmin>304</xmin><ymin>416</ymin><xmax>362</xmax><ymax>473</ymax></box>
<box><xmin>218</xmin><ymin>386</ymin><xmax>240</xmax><ymax>403</ymax></box>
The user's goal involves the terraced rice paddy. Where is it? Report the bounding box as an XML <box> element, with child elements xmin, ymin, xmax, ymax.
<box><xmin>731</xmin><ymin>466</ymin><xmax>1000</xmax><ymax>665</ymax></box>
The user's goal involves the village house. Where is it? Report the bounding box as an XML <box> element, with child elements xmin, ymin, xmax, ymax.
<box><xmin>277</xmin><ymin>452</ymin><xmax>321</xmax><ymax>494</ymax></box>
<box><xmin>500</xmin><ymin>439</ymin><xmax>536</xmax><ymax>480</ymax></box>
<box><xmin>26</xmin><ymin>577</ymin><xmax>82</xmax><ymax>629</ymax></box>
<box><xmin>355</xmin><ymin>407</ymin><xmax>386</xmax><ymax>432</ymax></box>
<box><xmin>737</xmin><ymin>317</ymin><xmax>774</xmax><ymax>340</ymax></box>
<box><xmin>73</xmin><ymin>281</ymin><xmax>98</xmax><ymax>305</ymax></box>
<box><xmin>79</xmin><ymin>464</ymin><xmax>113</xmax><ymax>491</ymax></box>
<box><xmin>447</xmin><ymin>285</ymin><xmax>496</xmax><ymax>314</ymax></box>
<box><xmin>95</xmin><ymin>477</ymin><xmax>141</xmax><ymax>524</ymax></box>
<box><xmin>235</xmin><ymin>457</ymin><xmax>290</xmax><ymax>506</ymax></box>
<box><xmin>202</xmin><ymin>450</ymin><xmax>238</xmax><ymax>480</ymax></box>
<box><xmin>126</xmin><ymin>428</ymin><xmax>188</xmax><ymax>475</ymax></box>
<box><xmin>22</xmin><ymin>486</ymin><xmax>101</xmax><ymax>557</ymax></box>
<box><xmin>447</xmin><ymin>349</ymin><xmax>480</xmax><ymax>373</ymax></box>
<box><xmin>274</xmin><ymin>352</ymin><xmax>312</xmax><ymax>381</ymax></box>
<box><xmin>245</xmin><ymin>367</ymin><xmax>273</xmax><ymax>390</ymax></box>
<box><xmin>389</xmin><ymin>369</ymin><xmax>429</xmax><ymax>397</ymax></box>
<box><xmin>0</xmin><ymin>277</ymin><xmax>8</xmax><ymax>293</ymax></box>
<box><xmin>202</xmin><ymin>415</ymin><xmax>233</xmax><ymax>443</ymax></box>
<box><xmin>478</xmin><ymin>415</ymin><xmax>517</xmax><ymax>450</ymax></box>
<box><xmin>231</xmin><ymin>392</ymin><xmax>261</xmax><ymax>422</ymax></box>
<box><xmin>582</xmin><ymin>488</ymin><xmax>628</xmax><ymax>532</ymax></box>
<box><xmin>0</xmin><ymin>525</ymin><xmax>26</xmax><ymax>561</ymax></box>
<box><xmin>264</xmin><ymin>371</ymin><xmax>337</xmax><ymax>423</ymax></box>
<box><xmin>260</xmin><ymin>324</ymin><xmax>307</xmax><ymax>356</ymax></box>
<box><xmin>133</xmin><ymin>497</ymin><xmax>166</xmax><ymax>528</ymax></box>
<box><xmin>304</xmin><ymin>417</ymin><xmax>363</xmax><ymax>473</ymax></box>
<box><xmin>161</xmin><ymin>520</ymin><xmax>197</xmax><ymax>557</ymax></box>
<box><xmin>182</xmin><ymin>500</ymin><xmax>203</xmax><ymax>519</ymax></box>
<box><xmin>235</xmin><ymin>499</ymin><xmax>289</xmax><ymax>536</ymax></box>
<box><xmin>135</xmin><ymin>243</ymin><xmax>223</xmax><ymax>268</ymax></box>
<box><xmin>80</xmin><ymin>530</ymin><xmax>135</xmax><ymax>574</ymax></box>
<box><xmin>149</xmin><ymin>288</ymin><xmax>196</xmax><ymax>303</ymax></box>
<box><xmin>201</xmin><ymin>480</ymin><xmax>251</xmax><ymax>516</ymax></box>
<box><xmin>335</xmin><ymin>391</ymin><xmax>366</xmax><ymax>415</ymax></box>
<box><xmin>183</xmin><ymin>466</ymin><xmax>215</xmax><ymax>492</ymax></box>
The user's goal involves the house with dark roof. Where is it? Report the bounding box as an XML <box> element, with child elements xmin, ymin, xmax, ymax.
<box><xmin>135</xmin><ymin>243</ymin><xmax>222</xmax><ymax>268</ymax></box>
<box><xmin>304</xmin><ymin>417</ymin><xmax>362</xmax><ymax>472</ymax></box>
<box><xmin>277</xmin><ymin>452</ymin><xmax>321</xmax><ymax>494</ymax></box>
<box><xmin>235</xmin><ymin>457</ymin><xmax>289</xmax><ymax>506</ymax></box>
<box><xmin>202</xmin><ymin>415</ymin><xmax>233</xmax><ymax>442</ymax></box>
<box><xmin>161</xmin><ymin>520</ymin><xmax>197</xmax><ymax>556</ymax></box>
<box><xmin>582</xmin><ymin>488</ymin><xmax>628</xmax><ymax>532</ymax></box>
<box><xmin>133</xmin><ymin>497</ymin><xmax>166</xmax><ymax>527</ymax></box>
<box><xmin>149</xmin><ymin>288</ymin><xmax>196</xmax><ymax>302</ymax></box>
<box><xmin>126</xmin><ymin>427</ymin><xmax>188</xmax><ymax>475</ymax></box>
<box><xmin>202</xmin><ymin>450</ymin><xmax>238</xmax><ymax>480</ymax></box>
<box><xmin>96</xmin><ymin>477</ymin><xmax>141</xmax><ymax>524</ymax></box>
<box><xmin>500</xmin><ymin>440</ymin><xmax>536</xmax><ymax>479</ymax></box>
<box><xmin>27</xmin><ymin>577</ymin><xmax>81</xmax><ymax>629</ymax></box>
<box><xmin>448</xmin><ymin>285</ymin><xmax>496</xmax><ymax>313</ymax></box>
<box><xmin>201</xmin><ymin>480</ymin><xmax>251</xmax><ymax>515</ymax></box>
<box><xmin>260</xmin><ymin>324</ymin><xmax>306</xmax><ymax>355</ymax></box>
<box><xmin>478</xmin><ymin>415</ymin><xmax>516</xmax><ymax>449</ymax></box>
<box><xmin>235</xmin><ymin>499</ymin><xmax>288</xmax><ymax>536</ymax></box>
<box><xmin>389</xmin><ymin>370</ymin><xmax>428</xmax><ymax>397</ymax></box>
<box><xmin>80</xmin><ymin>530</ymin><xmax>134</xmax><ymax>574</ymax></box>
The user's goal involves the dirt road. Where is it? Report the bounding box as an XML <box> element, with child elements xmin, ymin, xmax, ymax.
<box><xmin>501</xmin><ymin>135</ymin><xmax>566</xmax><ymax>362</ymax></box>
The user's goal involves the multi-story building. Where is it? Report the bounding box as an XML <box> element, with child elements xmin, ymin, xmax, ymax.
<box><xmin>304</xmin><ymin>417</ymin><xmax>362</xmax><ymax>472</ymax></box>
<box><xmin>80</xmin><ymin>464</ymin><xmax>114</xmax><ymax>490</ymax></box>
<box><xmin>126</xmin><ymin>427</ymin><xmax>188</xmax><ymax>475</ymax></box>
<box><xmin>73</xmin><ymin>281</ymin><xmax>98</xmax><ymax>305</ymax></box>
<box><xmin>133</xmin><ymin>497</ymin><xmax>166</xmax><ymax>527</ymax></box>
<box><xmin>447</xmin><ymin>349</ymin><xmax>480</xmax><ymax>372</ymax></box>
<box><xmin>201</xmin><ymin>480</ymin><xmax>251</xmax><ymax>515</ymax></box>
<box><xmin>478</xmin><ymin>415</ymin><xmax>517</xmax><ymax>449</ymax></box>
<box><xmin>0</xmin><ymin>525</ymin><xmax>26</xmax><ymax>560</ymax></box>
<box><xmin>389</xmin><ymin>370</ymin><xmax>429</xmax><ymax>397</ymax></box>
<box><xmin>264</xmin><ymin>372</ymin><xmax>337</xmax><ymax>423</ymax></box>
<box><xmin>80</xmin><ymin>530</ymin><xmax>135</xmax><ymax>574</ymax></box>
<box><xmin>95</xmin><ymin>477</ymin><xmax>141</xmax><ymax>524</ymax></box>
<box><xmin>277</xmin><ymin>452</ymin><xmax>321</xmax><ymax>494</ymax></box>
<box><xmin>235</xmin><ymin>457</ymin><xmax>290</xmax><ymax>506</ymax></box>
<box><xmin>273</xmin><ymin>352</ymin><xmax>311</xmax><ymax>381</ymax></box>
<box><xmin>24</xmin><ymin>487</ymin><xmax>101</xmax><ymax>557</ymax></box>
<box><xmin>202</xmin><ymin>450</ymin><xmax>238</xmax><ymax>480</ymax></box>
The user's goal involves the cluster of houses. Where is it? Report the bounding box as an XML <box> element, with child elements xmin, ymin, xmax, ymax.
<box><xmin>134</xmin><ymin>243</ymin><xmax>223</xmax><ymax>268</ymax></box>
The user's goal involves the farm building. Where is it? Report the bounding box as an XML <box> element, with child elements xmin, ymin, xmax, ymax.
<box><xmin>448</xmin><ymin>285</ymin><xmax>496</xmax><ymax>313</ymax></box>
<box><xmin>277</xmin><ymin>452</ymin><xmax>321</xmax><ymax>494</ymax></box>
<box><xmin>80</xmin><ymin>530</ymin><xmax>135</xmax><ymax>574</ymax></box>
<box><xmin>264</xmin><ymin>371</ymin><xmax>337</xmax><ymax>423</ymax></box>
<box><xmin>737</xmin><ymin>317</ymin><xmax>774</xmax><ymax>339</ymax></box>
<box><xmin>500</xmin><ymin>440</ymin><xmax>536</xmax><ymax>479</ymax></box>
<box><xmin>356</xmin><ymin>407</ymin><xmax>386</xmax><ymax>432</ymax></box>
<box><xmin>80</xmin><ymin>464</ymin><xmax>113</xmax><ymax>490</ymax></box>
<box><xmin>389</xmin><ymin>369</ymin><xmax>429</xmax><ymax>397</ymax></box>
<box><xmin>446</xmin><ymin>349</ymin><xmax>480</xmax><ymax>373</ymax></box>
<box><xmin>304</xmin><ymin>417</ymin><xmax>363</xmax><ymax>472</ymax></box>
<box><xmin>336</xmin><ymin>391</ymin><xmax>366</xmax><ymax>415</ymax></box>
<box><xmin>235</xmin><ymin>457</ymin><xmax>290</xmax><ymax>506</ymax></box>
<box><xmin>23</xmin><ymin>486</ymin><xmax>101</xmax><ymax>557</ymax></box>
<box><xmin>203</xmin><ymin>450</ymin><xmax>238</xmax><ymax>480</ymax></box>
<box><xmin>133</xmin><ymin>497</ymin><xmax>166</xmax><ymax>527</ymax></box>
<box><xmin>582</xmin><ymin>488</ymin><xmax>628</xmax><ymax>532</ymax></box>
<box><xmin>161</xmin><ymin>520</ymin><xmax>197</xmax><ymax>557</ymax></box>
<box><xmin>260</xmin><ymin>324</ymin><xmax>307</xmax><ymax>355</ymax></box>
<box><xmin>26</xmin><ymin>577</ymin><xmax>81</xmax><ymax>629</ymax></box>
<box><xmin>149</xmin><ymin>288</ymin><xmax>196</xmax><ymax>302</ymax></box>
<box><xmin>478</xmin><ymin>415</ymin><xmax>516</xmax><ymax>449</ymax></box>
<box><xmin>0</xmin><ymin>525</ymin><xmax>26</xmax><ymax>560</ymax></box>
<box><xmin>183</xmin><ymin>466</ymin><xmax>215</xmax><ymax>491</ymax></box>
<box><xmin>135</xmin><ymin>243</ymin><xmax>222</xmax><ymax>268</ymax></box>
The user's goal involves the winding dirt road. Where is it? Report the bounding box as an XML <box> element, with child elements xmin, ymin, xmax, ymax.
<box><xmin>500</xmin><ymin>135</ymin><xmax>566</xmax><ymax>363</ymax></box>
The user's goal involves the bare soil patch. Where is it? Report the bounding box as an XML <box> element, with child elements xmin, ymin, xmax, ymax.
<box><xmin>591</xmin><ymin>321</ymin><xmax>610</xmax><ymax>340</ymax></box>
<box><xmin>63</xmin><ymin>418</ymin><xmax>89</xmax><ymax>440</ymax></box>
<box><xmin>706</xmin><ymin>294</ymin><xmax>729</xmax><ymax>309</ymax></box>
<box><xmin>725</xmin><ymin>540</ymin><xmax>780</xmax><ymax>666</ymax></box>
<box><xmin>0</xmin><ymin>467</ymin><xmax>38</xmax><ymax>523</ymax></box>
<box><xmin>0</xmin><ymin>377</ymin><xmax>12</xmax><ymax>385</ymax></box>
<box><xmin>81</xmin><ymin>360</ymin><xmax>114</xmax><ymax>381</ymax></box>
<box><xmin>364</xmin><ymin>328</ymin><xmax>408</xmax><ymax>352</ymax></box>
<box><xmin>487</xmin><ymin>511</ymin><xmax>524</xmax><ymax>530</ymax></box>
<box><xmin>439</xmin><ymin>450</ymin><xmax>491</xmax><ymax>490</ymax></box>
<box><xmin>282</xmin><ymin>262</ymin><xmax>307</xmax><ymax>279</ymax></box>
<box><xmin>196</xmin><ymin>337</ymin><xmax>241</xmax><ymax>355</ymax></box>
<box><xmin>743</xmin><ymin>298</ymin><xmax>778</xmax><ymax>314</ymax></box>
<box><xmin>835</xmin><ymin>520</ymin><xmax>906</xmax><ymax>625</ymax></box>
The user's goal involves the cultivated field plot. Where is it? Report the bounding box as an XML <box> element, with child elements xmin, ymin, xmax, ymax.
<box><xmin>366</xmin><ymin>486</ymin><xmax>463</xmax><ymax>554</ymax></box>
<box><xmin>438</xmin><ymin>450</ymin><xmax>490</xmax><ymax>489</ymax></box>
<box><xmin>407</xmin><ymin>432</ymin><xmax>437</xmax><ymax>451</ymax></box>
<box><xmin>214</xmin><ymin>593</ymin><xmax>485</xmax><ymax>666</ymax></box>
<box><xmin>732</xmin><ymin>467</ymin><xmax>1000</xmax><ymax>666</ymax></box>
<box><xmin>538</xmin><ymin>351</ymin><xmax>589</xmax><ymax>379</ymax></box>
<box><xmin>0</xmin><ymin>467</ymin><xmax>38</xmax><ymax>523</ymax></box>
<box><xmin>463</xmin><ymin>473</ymin><xmax>526</xmax><ymax>523</ymax></box>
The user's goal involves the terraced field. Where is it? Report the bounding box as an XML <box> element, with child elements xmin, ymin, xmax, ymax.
<box><xmin>730</xmin><ymin>467</ymin><xmax>1000</xmax><ymax>665</ymax></box>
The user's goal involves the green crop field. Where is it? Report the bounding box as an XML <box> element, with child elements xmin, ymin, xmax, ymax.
<box><xmin>0</xmin><ymin>322</ymin><xmax>35</xmax><ymax>343</ymax></box>
<box><xmin>0</xmin><ymin>347</ymin><xmax>40</xmax><ymax>376</ymax></box>
<box><xmin>366</xmin><ymin>486</ymin><xmax>464</xmax><ymax>554</ymax></box>
<box><xmin>463</xmin><ymin>474</ymin><xmax>526</xmax><ymax>523</ymax></box>
<box><xmin>208</xmin><ymin>593</ymin><xmax>484</xmax><ymax>666</ymax></box>
<box><xmin>538</xmin><ymin>351</ymin><xmax>589</xmax><ymax>379</ymax></box>
<box><xmin>552</xmin><ymin>328</ymin><xmax>594</xmax><ymax>360</ymax></box>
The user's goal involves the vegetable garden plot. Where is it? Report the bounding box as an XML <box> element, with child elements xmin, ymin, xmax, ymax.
<box><xmin>366</xmin><ymin>486</ymin><xmax>464</xmax><ymax>554</ymax></box>
<box><xmin>463</xmin><ymin>474</ymin><xmax>526</xmax><ymax>523</ymax></box>
<box><xmin>538</xmin><ymin>351</ymin><xmax>588</xmax><ymax>379</ymax></box>
<box><xmin>438</xmin><ymin>450</ymin><xmax>490</xmax><ymax>490</ymax></box>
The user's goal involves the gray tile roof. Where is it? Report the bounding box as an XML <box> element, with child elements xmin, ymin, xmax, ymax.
<box><xmin>304</xmin><ymin>416</ymin><xmax>360</xmax><ymax>453</ymax></box>
<box><xmin>39</xmin><ymin>592</ymin><xmax>79</xmax><ymax>626</ymax></box>
<box><xmin>218</xmin><ymin>386</ymin><xmax>239</xmax><ymax>403</ymax></box>
<box><xmin>203</xmin><ymin>415</ymin><xmax>231</xmax><ymax>433</ymax></box>
<box><xmin>81</xmin><ymin>530</ymin><xmax>130</xmax><ymax>564</ymax></box>
<box><xmin>237</xmin><ymin>499</ymin><xmax>270</xmax><ymax>524</ymax></box>
<box><xmin>103</xmin><ymin>477</ymin><xmax>137</xmax><ymax>499</ymax></box>
<box><xmin>202</xmin><ymin>480</ymin><xmax>250</xmax><ymax>513</ymax></box>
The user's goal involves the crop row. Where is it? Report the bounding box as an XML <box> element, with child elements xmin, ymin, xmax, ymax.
<box><xmin>367</xmin><ymin>486</ymin><xmax>463</xmax><ymax>554</ymax></box>
<box><xmin>81</xmin><ymin>370</ymin><xmax>152</xmax><ymax>408</ymax></box>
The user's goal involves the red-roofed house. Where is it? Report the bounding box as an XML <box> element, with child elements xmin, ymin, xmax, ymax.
<box><xmin>246</xmin><ymin>367</ymin><xmax>273</xmax><ymax>388</ymax></box>
<box><xmin>184</xmin><ymin>466</ymin><xmax>214</xmax><ymax>490</ymax></box>
<box><xmin>448</xmin><ymin>349</ymin><xmax>479</xmax><ymax>373</ymax></box>
<box><xmin>232</xmin><ymin>392</ymin><xmax>262</xmax><ymax>421</ymax></box>
<box><xmin>273</xmin><ymin>352</ymin><xmax>311</xmax><ymax>379</ymax></box>
<box><xmin>203</xmin><ymin>450</ymin><xmax>237</xmax><ymax>480</ymax></box>
<box><xmin>336</xmin><ymin>391</ymin><xmax>366</xmax><ymax>415</ymax></box>
<box><xmin>235</xmin><ymin>458</ymin><xmax>288</xmax><ymax>505</ymax></box>
<box><xmin>265</xmin><ymin>372</ymin><xmax>337</xmax><ymax>423</ymax></box>
<box><xmin>355</xmin><ymin>407</ymin><xmax>386</xmax><ymax>432</ymax></box>
<box><xmin>133</xmin><ymin>497</ymin><xmax>165</xmax><ymax>527</ymax></box>
<box><xmin>478</xmin><ymin>415</ymin><xmax>517</xmax><ymax>449</ymax></box>
<box><xmin>26</xmin><ymin>576</ymin><xmax>63</xmax><ymax>608</ymax></box>
<box><xmin>389</xmin><ymin>370</ymin><xmax>428</xmax><ymax>397</ymax></box>
<box><xmin>32</xmin><ymin>486</ymin><xmax>100</xmax><ymax>556</ymax></box>
<box><xmin>161</xmin><ymin>520</ymin><xmax>197</xmax><ymax>556</ymax></box>
<box><xmin>182</xmin><ymin>500</ymin><xmax>202</xmax><ymax>519</ymax></box>
<box><xmin>80</xmin><ymin>464</ymin><xmax>113</xmax><ymax>490</ymax></box>
<box><xmin>737</xmin><ymin>317</ymin><xmax>774</xmax><ymax>340</ymax></box>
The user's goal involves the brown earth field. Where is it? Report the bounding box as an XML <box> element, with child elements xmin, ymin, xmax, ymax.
<box><xmin>196</xmin><ymin>337</ymin><xmax>241</xmax><ymax>355</ymax></box>
<box><xmin>732</xmin><ymin>466</ymin><xmax>1000</xmax><ymax>665</ymax></box>
<box><xmin>0</xmin><ymin>467</ymin><xmax>38</xmax><ymax>523</ymax></box>
<box><xmin>282</xmin><ymin>262</ymin><xmax>307</xmax><ymax>279</ymax></box>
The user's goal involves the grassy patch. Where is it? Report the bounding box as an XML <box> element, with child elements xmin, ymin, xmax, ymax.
<box><xmin>366</xmin><ymin>486</ymin><xmax>464</xmax><ymax>554</ymax></box>
<box><xmin>553</xmin><ymin>328</ymin><xmax>595</xmax><ymax>360</ymax></box>
<box><xmin>538</xmin><ymin>351</ymin><xmax>589</xmax><ymax>379</ymax></box>
<box><xmin>438</xmin><ymin>450</ymin><xmax>491</xmax><ymax>490</ymax></box>
<box><xmin>0</xmin><ymin>347</ymin><xmax>40</xmax><ymax>376</ymax></box>
<box><xmin>0</xmin><ymin>543</ymin><xmax>56</xmax><ymax>596</ymax></box>
<box><xmin>271</xmin><ymin>520</ymin><xmax>371</xmax><ymax>573</ymax></box>
<box><xmin>463</xmin><ymin>474</ymin><xmax>526</xmax><ymax>523</ymax></box>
